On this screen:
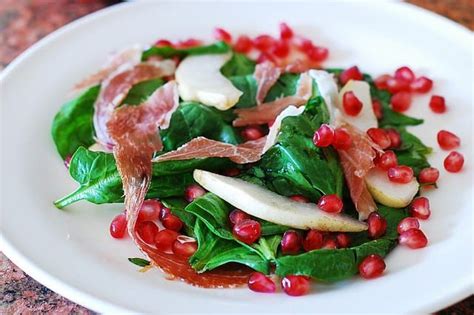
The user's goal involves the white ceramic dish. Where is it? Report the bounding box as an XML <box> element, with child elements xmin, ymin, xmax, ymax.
<box><xmin>1</xmin><ymin>1</ymin><xmax>473</xmax><ymax>313</ymax></box>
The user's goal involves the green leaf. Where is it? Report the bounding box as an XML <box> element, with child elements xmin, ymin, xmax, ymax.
<box><xmin>51</xmin><ymin>85</ymin><xmax>100</xmax><ymax>159</ymax></box>
<box><xmin>394</xmin><ymin>127</ymin><xmax>432</xmax><ymax>175</ymax></box>
<box><xmin>252</xmin><ymin>235</ymin><xmax>282</xmax><ymax>261</ymax></box>
<box><xmin>229</xmin><ymin>75</ymin><xmax>258</xmax><ymax>108</ymax></box>
<box><xmin>121</xmin><ymin>79</ymin><xmax>164</xmax><ymax>105</ymax></box>
<box><xmin>220</xmin><ymin>52</ymin><xmax>256</xmax><ymax>77</ymax></box>
<box><xmin>128</xmin><ymin>257</ymin><xmax>150</xmax><ymax>267</ymax></box>
<box><xmin>263</xmin><ymin>73</ymin><xmax>300</xmax><ymax>102</ymax></box>
<box><xmin>161</xmin><ymin>198</ymin><xmax>196</xmax><ymax>236</ymax></box>
<box><xmin>142</xmin><ymin>41</ymin><xmax>230</xmax><ymax>60</ymax></box>
<box><xmin>152</xmin><ymin>157</ymin><xmax>234</xmax><ymax>176</ymax></box>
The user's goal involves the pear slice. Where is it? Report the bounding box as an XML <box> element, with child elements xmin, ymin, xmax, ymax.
<box><xmin>193</xmin><ymin>170</ymin><xmax>367</xmax><ymax>232</ymax></box>
<box><xmin>365</xmin><ymin>168</ymin><xmax>419</xmax><ymax>208</ymax></box>
<box><xmin>175</xmin><ymin>53</ymin><xmax>243</xmax><ymax>110</ymax></box>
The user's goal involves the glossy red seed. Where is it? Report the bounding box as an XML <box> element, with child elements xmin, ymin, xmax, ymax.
<box><xmin>110</xmin><ymin>213</ymin><xmax>127</xmax><ymax>239</ymax></box>
<box><xmin>394</xmin><ymin>66</ymin><xmax>415</xmax><ymax>83</ymax></box>
<box><xmin>223</xmin><ymin>168</ymin><xmax>241</xmax><ymax>177</ymax></box>
<box><xmin>367</xmin><ymin>128</ymin><xmax>391</xmax><ymax>149</ymax></box>
<box><xmin>159</xmin><ymin>207</ymin><xmax>171</xmax><ymax>220</ymax></box>
<box><xmin>339</xmin><ymin>66</ymin><xmax>363</xmax><ymax>85</ymax></box>
<box><xmin>172</xmin><ymin>236</ymin><xmax>198</xmax><ymax>257</ymax></box>
<box><xmin>136</xmin><ymin>221</ymin><xmax>159</xmax><ymax>244</ymax></box>
<box><xmin>302</xmin><ymin>230</ymin><xmax>324</xmax><ymax>251</ymax></box>
<box><xmin>229</xmin><ymin>209</ymin><xmax>250</xmax><ymax>226</ymax></box>
<box><xmin>307</xmin><ymin>46</ymin><xmax>329</xmax><ymax>62</ymax></box>
<box><xmin>374</xmin><ymin>150</ymin><xmax>398</xmax><ymax>170</ymax></box>
<box><xmin>154</xmin><ymin>229</ymin><xmax>179</xmax><ymax>253</ymax></box>
<box><xmin>374</xmin><ymin>74</ymin><xmax>391</xmax><ymax>90</ymax></box>
<box><xmin>241</xmin><ymin>125</ymin><xmax>264</xmax><ymax>141</ymax></box>
<box><xmin>162</xmin><ymin>214</ymin><xmax>183</xmax><ymax>231</ymax></box>
<box><xmin>318</xmin><ymin>194</ymin><xmax>343</xmax><ymax>213</ymax></box>
<box><xmin>437</xmin><ymin>130</ymin><xmax>460</xmax><ymax>150</ymax></box>
<box><xmin>290</xmin><ymin>195</ymin><xmax>309</xmax><ymax>203</ymax></box>
<box><xmin>295</xmin><ymin>38</ymin><xmax>314</xmax><ymax>53</ymax></box>
<box><xmin>410</xmin><ymin>76</ymin><xmax>433</xmax><ymax>93</ymax></box>
<box><xmin>332</xmin><ymin>128</ymin><xmax>352</xmax><ymax>150</ymax></box>
<box><xmin>418</xmin><ymin>167</ymin><xmax>440</xmax><ymax>184</ymax></box>
<box><xmin>155</xmin><ymin>39</ymin><xmax>173</xmax><ymax>47</ymax></box>
<box><xmin>184</xmin><ymin>184</ymin><xmax>206</xmax><ymax>202</ymax></box>
<box><xmin>397</xmin><ymin>217</ymin><xmax>420</xmax><ymax>234</ymax></box>
<box><xmin>386</xmin><ymin>77</ymin><xmax>410</xmax><ymax>94</ymax></box>
<box><xmin>279</xmin><ymin>22</ymin><xmax>294</xmax><ymax>40</ymax></box>
<box><xmin>336</xmin><ymin>233</ymin><xmax>351</xmax><ymax>248</ymax></box>
<box><xmin>177</xmin><ymin>38</ymin><xmax>202</xmax><ymax>48</ymax></box>
<box><xmin>322</xmin><ymin>237</ymin><xmax>338</xmax><ymax>249</ymax></box>
<box><xmin>234</xmin><ymin>35</ymin><xmax>253</xmax><ymax>53</ymax></box>
<box><xmin>281</xmin><ymin>275</ymin><xmax>311</xmax><ymax>296</ymax></box>
<box><xmin>399</xmin><ymin>228</ymin><xmax>428</xmax><ymax>249</ymax></box>
<box><xmin>372</xmin><ymin>100</ymin><xmax>383</xmax><ymax>119</ymax></box>
<box><xmin>64</xmin><ymin>155</ymin><xmax>72</xmax><ymax>169</ymax></box>
<box><xmin>387</xmin><ymin>165</ymin><xmax>414</xmax><ymax>184</ymax></box>
<box><xmin>390</xmin><ymin>91</ymin><xmax>412</xmax><ymax>112</ymax></box>
<box><xmin>343</xmin><ymin>91</ymin><xmax>363</xmax><ymax>116</ymax></box>
<box><xmin>444</xmin><ymin>151</ymin><xmax>464</xmax><ymax>173</ymax></box>
<box><xmin>367</xmin><ymin>212</ymin><xmax>387</xmax><ymax>239</ymax></box>
<box><xmin>281</xmin><ymin>230</ymin><xmax>302</xmax><ymax>254</ymax></box>
<box><xmin>386</xmin><ymin>128</ymin><xmax>402</xmax><ymax>149</ymax></box>
<box><xmin>254</xmin><ymin>35</ymin><xmax>276</xmax><ymax>51</ymax></box>
<box><xmin>248</xmin><ymin>272</ymin><xmax>276</xmax><ymax>293</ymax></box>
<box><xmin>256</xmin><ymin>52</ymin><xmax>277</xmax><ymax>64</ymax></box>
<box><xmin>359</xmin><ymin>254</ymin><xmax>386</xmax><ymax>279</ymax></box>
<box><xmin>137</xmin><ymin>199</ymin><xmax>162</xmax><ymax>222</ymax></box>
<box><xmin>409</xmin><ymin>197</ymin><xmax>431</xmax><ymax>220</ymax></box>
<box><xmin>272</xmin><ymin>40</ymin><xmax>290</xmax><ymax>58</ymax></box>
<box><xmin>213</xmin><ymin>27</ymin><xmax>232</xmax><ymax>43</ymax></box>
<box><xmin>313</xmin><ymin>124</ymin><xmax>334</xmax><ymax>147</ymax></box>
<box><xmin>233</xmin><ymin>219</ymin><xmax>261</xmax><ymax>244</ymax></box>
<box><xmin>429</xmin><ymin>95</ymin><xmax>446</xmax><ymax>113</ymax></box>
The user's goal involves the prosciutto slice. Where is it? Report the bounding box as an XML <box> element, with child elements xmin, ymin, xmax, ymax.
<box><xmin>254</xmin><ymin>61</ymin><xmax>281</xmax><ymax>105</ymax></box>
<box><xmin>153</xmin><ymin>136</ymin><xmax>266</xmax><ymax>164</ymax></box>
<box><xmin>233</xmin><ymin>72</ymin><xmax>313</xmax><ymax>127</ymax></box>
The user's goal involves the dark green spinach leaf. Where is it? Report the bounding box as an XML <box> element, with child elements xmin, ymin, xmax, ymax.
<box><xmin>128</xmin><ymin>257</ymin><xmax>151</xmax><ymax>267</ymax></box>
<box><xmin>220</xmin><ymin>53</ymin><xmax>256</xmax><ymax>77</ymax></box>
<box><xmin>121</xmin><ymin>78</ymin><xmax>164</xmax><ymax>105</ymax></box>
<box><xmin>142</xmin><ymin>41</ymin><xmax>230</xmax><ymax>60</ymax></box>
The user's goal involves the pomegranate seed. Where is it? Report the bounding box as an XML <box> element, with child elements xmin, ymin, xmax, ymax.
<box><xmin>281</xmin><ymin>230</ymin><xmax>302</xmax><ymax>254</ymax></box>
<box><xmin>394</xmin><ymin>66</ymin><xmax>415</xmax><ymax>83</ymax></box>
<box><xmin>136</xmin><ymin>221</ymin><xmax>159</xmax><ymax>244</ymax></box>
<box><xmin>162</xmin><ymin>214</ymin><xmax>183</xmax><ymax>231</ymax></box>
<box><xmin>253</xmin><ymin>35</ymin><xmax>276</xmax><ymax>52</ymax></box>
<box><xmin>159</xmin><ymin>207</ymin><xmax>171</xmax><ymax>220</ymax></box>
<box><xmin>418</xmin><ymin>167</ymin><xmax>440</xmax><ymax>184</ymax></box>
<box><xmin>233</xmin><ymin>35</ymin><xmax>253</xmax><ymax>53</ymax></box>
<box><xmin>336</xmin><ymin>233</ymin><xmax>351</xmax><ymax>248</ymax></box>
<box><xmin>387</xmin><ymin>165</ymin><xmax>414</xmax><ymax>184</ymax></box>
<box><xmin>154</xmin><ymin>229</ymin><xmax>179</xmax><ymax>253</ymax></box>
<box><xmin>281</xmin><ymin>275</ymin><xmax>311</xmax><ymax>296</ymax></box>
<box><xmin>386</xmin><ymin>128</ymin><xmax>402</xmax><ymax>149</ymax></box>
<box><xmin>397</xmin><ymin>217</ymin><xmax>420</xmax><ymax>234</ymax></box>
<box><xmin>184</xmin><ymin>184</ymin><xmax>206</xmax><ymax>202</ymax></box>
<box><xmin>367</xmin><ymin>212</ymin><xmax>387</xmax><ymax>239</ymax></box>
<box><xmin>367</xmin><ymin>128</ymin><xmax>391</xmax><ymax>149</ymax></box>
<box><xmin>444</xmin><ymin>151</ymin><xmax>464</xmax><ymax>173</ymax></box>
<box><xmin>290</xmin><ymin>195</ymin><xmax>309</xmax><ymax>203</ymax></box>
<box><xmin>279</xmin><ymin>22</ymin><xmax>294</xmax><ymax>40</ymax></box>
<box><xmin>372</xmin><ymin>100</ymin><xmax>383</xmax><ymax>119</ymax></box>
<box><xmin>343</xmin><ymin>91</ymin><xmax>363</xmax><ymax>116</ymax></box>
<box><xmin>177</xmin><ymin>38</ymin><xmax>202</xmax><ymax>48</ymax></box>
<box><xmin>410</xmin><ymin>76</ymin><xmax>433</xmax><ymax>93</ymax></box>
<box><xmin>339</xmin><ymin>66</ymin><xmax>363</xmax><ymax>85</ymax></box>
<box><xmin>332</xmin><ymin>128</ymin><xmax>352</xmax><ymax>150</ymax></box>
<box><xmin>318</xmin><ymin>194</ymin><xmax>343</xmax><ymax>213</ymax></box>
<box><xmin>322</xmin><ymin>237</ymin><xmax>338</xmax><ymax>249</ymax></box>
<box><xmin>229</xmin><ymin>209</ymin><xmax>250</xmax><ymax>226</ymax></box>
<box><xmin>272</xmin><ymin>40</ymin><xmax>290</xmax><ymax>58</ymax></box>
<box><xmin>313</xmin><ymin>124</ymin><xmax>334</xmax><ymax>147</ymax></box>
<box><xmin>213</xmin><ymin>27</ymin><xmax>232</xmax><ymax>43</ymax></box>
<box><xmin>248</xmin><ymin>272</ymin><xmax>276</xmax><ymax>293</ymax></box>
<box><xmin>307</xmin><ymin>46</ymin><xmax>329</xmax><ymax>62</ymax></box>
<box><xmin>155</xmin><ymin>39</ymin><xmax>173</xmax><ymax>47</ymax></box>
<box><xmin>409</xmin><ymin>197</ymin><xmax>431</xmax><ymax>220</ymax></box>
<box><xmin>241</xmin><ymin>125</ymin><xmax>264</xmax><ymax>141</ymax></box>
<box><xmin>374</xmin><ymin>150</ymin><xmax>398</xmax><ymax>170</ymax></box>
<box><xmin>437</xmin><ymin>130</ymin><xmax>460</xmax><ymax>150</ymax></box>
<box><xmin>223</xmin><ymin>168</ymin><xmax>240</xmax><ymax>177</ymax></box>
<box><xmin>110</xmin><ymin>213</ymin><xmax>127</xmax><ymax>239</ymax></box>
<box><xmin>390</xmin><ymin>91</ymin><xmax>412</xmax><ymax>112</ymax></box>
<box><xmin>233</xmin><ymin>219</ymin><xmax>261</xmax><ymax>244</ymax></box>
<box><xmin>256</xmin><ymin>52</ymin><xmax>276</xmax><ymax>64</ymax></box>
<box><xmin>386</xmin><ymin>77</ymin><xmax>410</xmax><ymax>94</ymax></box>
<box><xmin>295</xmin><ymin>38</ymin><xmax>314</xmax><ymax>53</ymax></box>
<box><xmin>64</xmin><ymin>155</ymin><xmax>72</xmax><ymax>169</ymax></box>
<box><xmin>172</xmin><ymin>235</ymin><xmax>198</xmax><ymax>258</ymax></box>
<box><xmin>429</xmin><ymin>95</ymin><xmax>446</xmax><ymax>113</ymax></box>
<box><xmin>374</xmin><ymin>74</ymin><xmax>391</xmax><ymax>90</ymax></box>
<box><xmin>399</xmin><ymin>228</ymin><xmax>428</xmax><ymax>249</ymax></box>
<box><xmin>137</xmin><ymin>199</ymin><xmax>162</xmax><ymax>222</ymax></box>
<box><xmin>359</xmin><ymin>254</ymin><xmax>386</xmax><ymax>279</ymax></box>
<box><xmin>302</xmin><ymin>230</ymin><xmax>324</xmax><ymax>251</ymax></box>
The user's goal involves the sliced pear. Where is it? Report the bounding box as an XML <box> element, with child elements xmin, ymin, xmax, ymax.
<box><xmin>193</xmin><ymin>170</ymin><xmax>367</xmax><ymax>232</ymax></box>
<box><xmin>309</xmin><ymin>69</ymin><xmax>338</xmax><ymax>123</ymax></box>
<box><xmin>175</xmin><ymin>53</ymin><xmax>243</xmax><ymax>110</ymax></box>
<box><xmin>337</xmin><ymin>80</ymin><xmax>377</xmax><ymax>131</ymax></box>
<box><xmin>365</xmin><ymin>168</ymin><xmax>419</xmax><ymax>208</ymax></box>
<box><xmin>262</xmin><ymin>105</ymin><xmax>305</xmax><ymax>153</ymax></box>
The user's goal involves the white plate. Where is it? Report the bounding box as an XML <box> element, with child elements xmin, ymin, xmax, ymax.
<box><xmin>1</xmin><ymin>1</ymin><xmax>473</xmax><ymax>313</ymax></box>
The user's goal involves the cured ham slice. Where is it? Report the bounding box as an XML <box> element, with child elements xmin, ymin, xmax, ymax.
<box><xmin>153</xmin><ymin>136</ymin><xmax>267</xmax><ymax>164</ymax></box>
<box><xmin>233</xmin><ymin>72</ymin><xmax>313</xmax><ymax>127</ymax></box>
<box><xmin>254</xmin><ymin>61</ymin><xmax>281</xmax><ymax>105</ymax></box>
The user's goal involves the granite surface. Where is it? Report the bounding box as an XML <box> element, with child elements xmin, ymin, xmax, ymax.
<box><xmin>0</xmin><ymin>0</ymin><xmax>472</xmax><ymax>313</ymax></box>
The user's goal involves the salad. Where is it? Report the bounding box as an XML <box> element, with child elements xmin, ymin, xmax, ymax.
<box><xmin>52</xmin><ymin>24</ymin><xmax>464</xmax><ymax>296</ymax></box>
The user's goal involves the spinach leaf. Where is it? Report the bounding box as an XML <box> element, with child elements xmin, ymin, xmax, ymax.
<box><xmin>121</xmin><ymin>79</ymin><xmax>164</xmax><ymax>105</ymax></box>
<box><xmin>220</xmin><ymin>52</ymin><xmax>256</xmax><ymax>77</ymax></box>
<box><xmin>51</xmin><ymin>85</ymin><xmax>100</xmax><ymax>159</ymax></box>
<box><xmin>152</xmin><ymin>157</ymin><xmax>234</xmax><ymax>176</ymax></box>
<box><xmin>229</xmin><ymin>75</ymin><xmax>258</xmax><ymax>108</ymax></box>
<box><xmin>161</xmin><ymin>198</ymin><xmax>196</xmax><ymax>236</ymax></box>
<box><xmin>263</xmin><ymin>73</ymin><xmax>300</xmax><ymax>102</ymax></box>
<box><xmin>142</xmin><ymin>41</ymin><xmax>230</xmax><ymax>60</ymax></box>
<box><xmin>253</xmin><ymin>235</ymin><xmax>282</xmax><ymax>261</ymax></box>
<box><xmin>128</xmin><ymin>257</ymin><xmax>150</xmax><ymax>267</ymax></box>
<box><xmin>394</xmin><ymin>127</ymin><xmax>432</xmax><ymax>175</ymax></box>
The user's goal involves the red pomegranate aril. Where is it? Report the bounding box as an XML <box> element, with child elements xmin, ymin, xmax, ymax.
<box><xmin>253</xmin><ymin>35</ymin><xmax>276</xmax><ymax>52</ymax></box>
<box><xmin>437</xmin><ymin>130</ymin><xmax>460</xmax><ymax>150</ymax></box>
<box><xmin>332</xmin><ymin>128</ymin><xmax>352</xmax><ymax>150</ymax></box>
<box><xmin>372</xmin><ymin>100</ymin><xmax>383</xmax><ymax>119</ymax></box>
<box><xmin>399</xmin><ymin>228</ymin><xmax>428</xmax><ymax>249</ymax></box>
<box><xmin>313</xmin><ymin>124</ymin><xmax>334</xmax><ymax>147</ymax></box>
<box><xmin>233</xmin><ymin>219</ymin><xmax>261</xmax><ymax>244</ymax></box>
<box><xmin>318</xmin><ymin>194</ymin><xmax>343</xmax><ymax>213</ymax></box>
<box><xmin>367</xmin><ymin>128</ymin><xmax>391</xmax><ymax>149</ymax></box>
<box><xmin>387</xmin><ymin>165</ymin><xmax>414</xmax><ymax>184</ymax></box>
<box><xmin>281</xmin><ymin>230</ymin><xmax>302</xmax><ymax>254</ymax></box>
<box><xmin>229</xmin><ymin>209</ymin><xmax>250</xmax><ymax>226</ymax></box>
<box><xmin>397</xmin><ymin>217</ymin><xmax>420</xmax><ymax>234</ymax></box>
<box><xmin>429</xmin><ymin>95</ymin><xmax>446</xmax><ymax>113</ymax></box>
<box><xmin>234</xmin><ymin>35</ymin><xmax>253</xmax><ymax>53</ymax></box>
<box><xmin>177</xmin><ymin>38</ymin><xmax>202</xmax><ymax>48</ymax></box>
<box><xmin>172</xmin><ymin>236</ymin><xmax>198</xmax><ymax>257</ymax></box>
<box><xmin>307</xmin><ymin>46</ymin><xmax>329</xmax><ymax>62</ymax></box>
<box><xmin>444</xmin><ymin>151</ymin><xmax>464</xmax><ymax>173</ymax></box>
<box><xmin>374</xmin><ymin>74</ymin><xmax>391</xmax><ymax>90</ymax></box>
<box><xmin>159</xmin><ymin>207</ymin><xmax>171</xmax><ymax>220</ymax></box>
<box><xmin>322</xmin><ymin>237</ymin><xmax>338</xmax><ymax>249</ymax></box>
<box><xmin>241</xmin><ymin>125</ymin><xmax>264</xmax><ymax>141</ymax></box>
<box><xmin>343</xmin><ymin>91</ymin><xmax>363</xmax><ymax>116</ymax></box>
<box><xmin>303</xmin><ymin>230</ymin><xmax>324</xmax><ymax>251</ymax></box>
<box><xmin>386</xmin><ymin>77</ymin><xmax>410</xmax><ymax>94</ymax></box>
<box><xmin>223</xmin><ymin>168</ymin><xmax>241</xmax><ymax>177</ymax></box>
<box><xmin>64</xmin><ymin>155</ymin><xmax>72</xmax><ymax>169</ymax></box>
<box><xmin>256</xmin><ymin>52</ymin><xmax>277</xmax><ymax>64</ymax></box>
<box><xmin>394</xmin><ymin>66</ymin><xmax>415</xmax><ymax>83</ymax></box>
<box><xmin>137</xmin><ymin>199</ymin><xmax>162</xmax><ymax>222</ymax></box>
<box><xmin>162</xmin><ymin>214</ymin><xmax>183</xmax><ymax>232</ymax></box>
<box><xmin>281</xmin><ymin>275</ymin><xmax>311</xmax><ymax>296</ymax></box>
<box><xmin>295</xmin><ymin>38</ymin><xmax>314</xmax><ymax>53</ymax></box>
<box><xmin>290</xmin><ymin>195</ymin><xmax>309</xmax><ymax>203</ymax></box>
<box><xmin>279</xmin><ymin>22</ymin><xmax>294</xmax><ymax>40</ymax></box>
<box><xmin>359</xmin><ymin>254</ymin><xmax>386</xmax><ymax>279</ymax></box>
<box><xmin>374</xmin><ymin>150</ymin><xmax>398</xmax><ymax>171</ymax></box>
<box><xmin>367</xmin><ymin>212</ymin><xmax>387</xmax><ymax>239</ymax></box>
<box><xmin>272</xmin><ymin>40</ymin><xmax>290</xmax><ymax>58</ymax></box>
<box><xmin>418</xmin><ymin>167</ymin><xmax>440</xmax><ymax>184</ymax></box>
<box><xmin>386</xmin><ymin>128</ymin><xmax>402</xmax><ymax>149</ymax></box>
<box><xmin>336</xmin><ymin>233</ymin><xmax>351</xmax><ymax>248</ymax></box>
<box><xmin>409</xmin><ymin>197</ymin><xmax>431</xmax><ymax>220</ymax></box>
<box><xmin>390</xmin><ymin>91</ymin><xmax>412</xmax><ymax>112</ymax></box>
<box><xmin>155</xmin><ymin>39</ymin><xmax>173</xmax><ymax>47</ymax></box>
<box><xmin>110</xmin><ymin>213</ymin><xmax>127</xmax><ymax>239</ymax></box>
<box><xmin>248</xmin><ymin>272</ymin><xmax>276</xmax><ymax>293</ymax></box>
<box><xmin>339</xmin><ymin>66</ymin><xmax>363</xmax><ymax>85</ymax></box>
<box><xmin>184</xmin><ymin>184</ymin><xmax>206</xmax><ymax>202</ymax></box>
<box><xmin>137</xmin><ymin>221</ymin><xmax>159</xmax><ymax>244</ymax></box>
<box><xmin>410</xmin><ymin>76</ymin><xmax>433</xmax><ymax>93</ymax></box>
<box><xmin>154</xmin><ymin>229</ymin><xmax>179</xmax><ymax>253</ymax></box>
<box><xmin>213</xmin><ymin>27</ymin><xmax>232</xmax><ymax>43</ymax></box>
